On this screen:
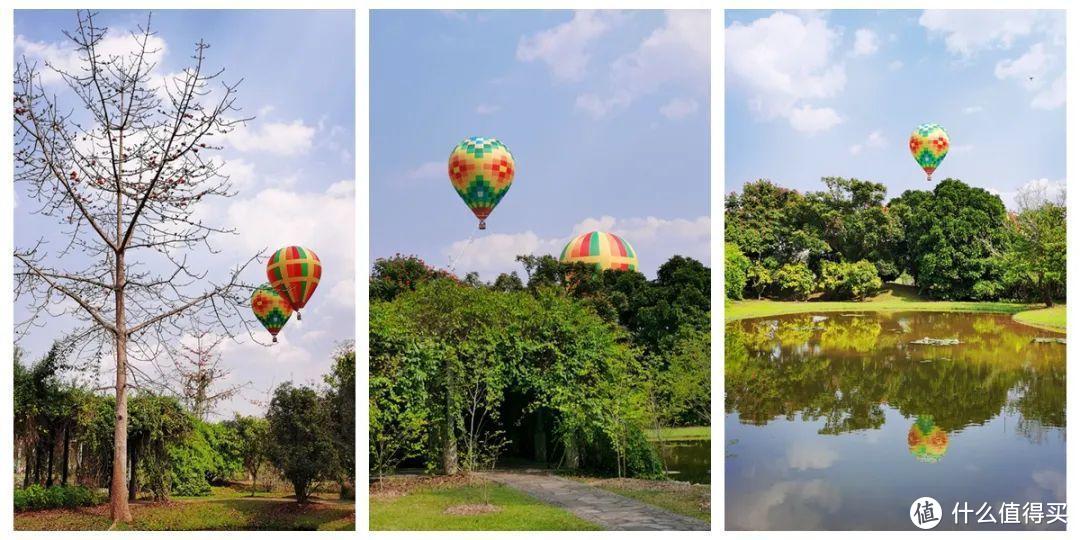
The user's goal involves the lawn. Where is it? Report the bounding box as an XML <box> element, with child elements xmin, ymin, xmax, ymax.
<box><xmin>1012</xmin><ymin>304</ymin><xmax>1066</xmax><ymax>333</ymax></box>
<box><xmin>369</xmin><ymin>475</ymin><xmax>599</xmax><ymax>531</ymax></box>
<box><xmin>14</xmin><ymin>485</ymin><xmax>355</xmax><ymax>531</ymax></box>
<box><xmin>646</xmin><ymin>426</ymin><xmax>710</xmax><ymax>441</ymax></box>
<box><xmin>569</xmin><ymin>477</ymin><xmax>710</xmax><ymax>523</ymax></box>
<box><xmin>727</xmin><ymin>284</ymin><xmax>1039</xmax><ymax>323</ymax></box>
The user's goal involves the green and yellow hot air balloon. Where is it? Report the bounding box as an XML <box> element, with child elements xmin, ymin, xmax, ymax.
<box><xmin>909</xmin><ymin>123</ymin><xmax>950</xmax><ymax>181</ymax></box>
<box><xmin>560</xmin><ymin>231</ymin><xmax>639</xmax><ymax>272</ymax></box>
<box><xmin>251</xmin><ymin>283</ymin><xmax>293</xmax><ymax>343</ymax></box>
<box><xmin>266</xmin><ymin>246</ymin><xmax>321</xmax><ymax>320</ymax></box>
<box><xmin>448</xmin><ymin>137</ymin><xmax>515</xmax><ymax>230</ymax></box>
<box><xmin>907</xmin><ymin>415</ymin><xmax>949</xmax><ymax>463</ymax></box>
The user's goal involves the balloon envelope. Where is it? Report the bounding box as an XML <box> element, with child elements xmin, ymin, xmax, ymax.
<box><xmin>909</xmin><ymin>123</ymin><xmax>950</xmax><ymax>181</ymax></box>
<box><xmin>251</xmin><ymin>283</ymin><xmax>293</xmax><ymax>342</ymax></box>
<box><xmin>266</xmin><ymin>246</ymin><xmax>322</xmax><ymax>316</ymax></box>
<box><xmin>448</xmin><ymin>137</ymin><xmax>515</xmax><ymax>229</ymax></box>
<box><xmin>560</xmin><ymin>231</ymin><xmax>639</xmax><ymax>272</ymax></box>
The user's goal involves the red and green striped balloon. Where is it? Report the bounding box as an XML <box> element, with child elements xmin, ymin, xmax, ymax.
<box><xmin>559</xmin><ymin>231</ymin><xmax>639</xmax><ymax>272</ymax></box>
<box><xmin>447</xmin><ymin>137</ymin><xmax>515</xmax><ymax>230</ymax></box>
<box><xmin>266</xmin><ymin>246</ymin><xmax>321</xmax><ymax>320</ymax></box>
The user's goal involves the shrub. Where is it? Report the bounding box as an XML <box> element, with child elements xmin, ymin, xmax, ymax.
<box><xmin>14</xmin><ymin>485</ymin><xmax>101</xmax><ymax>511</ymax></box>
<box><xmin>820</xmin><ymin>259</ymin><xmax>883</xmax><ymax>300</ymax></box>
<box><xmin>774</xmin><ymin>263</ymin><xmax>815</xmax><ymax>300</ymax></box>
<box><xmin>724</xmin><ymin>243</ymin><xmax>751</xmax><ymax>299</ymax></box>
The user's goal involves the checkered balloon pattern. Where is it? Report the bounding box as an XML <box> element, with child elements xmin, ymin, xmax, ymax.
<box><xmin>559</xmin><ymin>231</ymin><xmax>639</xmax><ymax>272</ymax></box>
<box><xmin>448</xmin><ymin>137</ymin><xmax>515</xmax><ymax>229</ymax></box>
<box><xmin>251</xmin><ymin>283</ymin><xmax>293</xmax><ymax>342</ymax></box>
<box><xmin>907</xmin><ymin>415</ymin><xmax>949</xmax><ymax>463</ymax></box>
<box><xmin>909</xmin><ymin>123</ymin><xmax>949</xmax><ymax>180</ymax></box>
<box><xmin>266</xmin><ymin>246</ymin><xmax>321</xmax><ymax>315</ymax></box>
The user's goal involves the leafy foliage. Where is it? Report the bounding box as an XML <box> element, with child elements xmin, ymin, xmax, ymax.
<box><xmin>773</xmin><ymin>263</ymin><xmax>816</xmax><ymax>300</ymax></box>
<box><xmin>725</xmin><ymin>243</ymin><xmax>751</xmax><ymax>299</ymax></box>
<box><xmin>819</xmin><ymin>260</ymin><xmax>883</xmax><ymax>300</ymax></box>
<box><xmin>14</xmin><ymin>485</ymin><xmax>102</xmax><ymax>511</ymax></box>
<box><xmin>266</xmin><ymin>383</ymin><xmax>338</xmax><ymax>503</ymax></box>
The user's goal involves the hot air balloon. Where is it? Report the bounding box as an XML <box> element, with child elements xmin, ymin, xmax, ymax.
<box><xmin>448</xmin><ymin>137</ymin><xmax>515</xmax><ymax>230</ymax></box>
<box><xmin>266</xmin><ymin>246</ymin><xmax>321</xmax><ymax>320</ymax></box>
<box><xmin>907</xmin><ymin>415</ymin><xmax>949</xmax><ymax>463</ymax></box>
<box><xmin>251</xmin><ymin>283</ymin><xmax>293</xmax><ymax>343</ymax></box>
<box><xmin>559</xmin><ymin>231</ymin><xmax>639</xmax><ymax>272</ymax></box>
<box><xmin>909</xmin><ymin>123</ymin><xmax>950</xmax><ymax>181</ymax></box>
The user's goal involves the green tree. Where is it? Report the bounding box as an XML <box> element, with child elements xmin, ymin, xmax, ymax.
<box><xmin>227</xmin><ymin>415</ymin><xmax>270</xmax><ymax>496</ymax></box>
<box><xmin>819</xmin><ymin>259</ymin><xmax>883</xmax><ymax>300</ymax></box>
<box><xmin>773</xmin><ymin>263</ymin><xmax>816</xmax><ymax>300</ymax></box>
<box><xmin>890</xmin><ymin>179</ymin><xmax>1009</xmax><ymax>299</ymax></box>
<box><xmin>802</xmin><ymin>177</ymin><xmax>903</xmax><ymax>279</ymax></box>
<box><xmin>1005</xmin><ymin>185</ymin><xmax>1066</xmax><ymax>306</ymax></box>
<box><xmin>324</xmin><ymin>343</ymin><xmax>356</xmax><ymax>498</ymax></box>
<box><xmin>370</xmin><ymin>254</ymin><xmax>457</xmax><ymax>301</ymax></box>
<box><xmin>267</xmin><ymin>383</ymin><xmax>336</xmax><ymax>503</ymax></box>
<box><xmin>725</xmin><ymin>243</ymin><xmax>751</xmax><ymax>299</ymax></box>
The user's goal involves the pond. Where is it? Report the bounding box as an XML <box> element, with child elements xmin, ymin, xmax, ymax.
<box><xmin>657</xmin><ymin>439</ymin><xmax>710</xmax><ymax>485</ymax></box>
<box><xmin>725</xmin><ymin>312</ymin><xmax>1066</xmax><ymax>531</ymax></box>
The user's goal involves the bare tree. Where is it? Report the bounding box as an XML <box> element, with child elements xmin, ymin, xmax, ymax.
<box><xmin>13</xmin><ymin>11</ymin><xmax>259</xmax><ymax>523</ymax></box>
<box><xmin>170</xmin><ymin>324</ymin><xmax>246</xmax><ymax>420</ymax></box>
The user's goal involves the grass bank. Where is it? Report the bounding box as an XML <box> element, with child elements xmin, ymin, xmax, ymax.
<box><xmin>14</xmin><ymin>486</ymin><xmax>355</xmax><ymax>531</ymax></box>
<box><xmin>1012</xmin><ymin>305</ymin><xmax>1066</xmax><ymax>333</ymax></box>
<box><xmin>647</xmin><ymin>426</ymin><xmax>710</xmax><ymax>441</ymax></box>
<box><xmin>568</xmin><ymin>477</ymin><xmax>710</xmax><ymax>523</ymax></box>
<box><xmin>369</xmin><ymin>475</ymin><xmax>598</xmax><ymax>531</ymax></box>
<box><xmin>727</xmin><ymin>284</ymin><xmax>1039</xmax><ymax>324</ymax></box>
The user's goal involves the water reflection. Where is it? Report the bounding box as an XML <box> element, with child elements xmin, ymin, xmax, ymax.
<box><xmin>725</xmin><ymin>312</ymin><xmax>1066</xmax><ymax>530</ymax></box>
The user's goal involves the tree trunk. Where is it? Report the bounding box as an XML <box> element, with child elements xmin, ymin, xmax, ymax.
<box><xmin>61</xmin><ymin>424</ymin><xmax>70</xmax><ymax>486</ymax></box>
<box><xmin>128</xmin><ymin>449</ymin><xmax>138</xmax><ymax>502</ymax></box>
<box><xmin>563</xmin><ymin>434</ymin><xmax>580</xmax><ymax>470</ymax></box>
<box><xmin>23</xmin><ymin>442</ymin><xmax>32</xmax><ymax>488</ymax></box>
<box><xmin>46</xmin><ymin>434</ymin><xmax>55</xmax><ymax>487</ymax></box>
<box><xmin>111</xmin><ymin>249</ymin><xmax>133</xmax><ymax>522</ymax></box>
<box><xmin>33</xmin><ymin>441</ymin><xmax>42</xmax><ymax>485</ymax></box>
<box><xmin>250</xmin><ymin>467</ymin><xmax>259</xmax><ymax>497</ymax></box>
<box><xmin>533</xmin><ymin>409</ymin><xmax>547</xmax><ymax>463</ymax></box>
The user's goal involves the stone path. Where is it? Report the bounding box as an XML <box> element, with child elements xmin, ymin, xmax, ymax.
<box><xmin>480</xmin><ymin>470</ymin><xmax>709</xmax><ymax>531</ymax></box>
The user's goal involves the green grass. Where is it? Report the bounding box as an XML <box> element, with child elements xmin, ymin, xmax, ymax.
<box><xmin>571</xmin><ymin>477</ymin><xmax>710</xmax><ymax>523</ymax></box>
<box><xmin>646</xmin><ymin>426</ymin><xmax>710</xmax><ymax>441</ymax></box>
<box><xmin>370</xmin><ymin>480</ymin><xmax>599</xmax><ymax>531</ymax></box>
<box><xmin>727</xmin><ymin>284</ymin><xmax>1037</xmax><ymax>323</ymax></box>
<box><xmin>1013</xmin><ymin>304</ymin><xmax>1066</xmax><ymax>333</ymax></box>
<box><xmin>15</xmin><ymin>484</ymin><xmax>354</xmax><ymax>531</ymax></box>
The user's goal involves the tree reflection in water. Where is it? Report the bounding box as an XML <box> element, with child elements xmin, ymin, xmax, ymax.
<box><xmin>725</xmin><ymin>312</ymin><xmax>1066</xmax><ymax>442</ymax></box>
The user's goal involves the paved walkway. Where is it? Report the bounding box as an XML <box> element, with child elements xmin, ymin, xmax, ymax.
<box><xmin>480</xmin><ymin>470</ymin><xmax>709</xmax><ymax>531</ymax></box>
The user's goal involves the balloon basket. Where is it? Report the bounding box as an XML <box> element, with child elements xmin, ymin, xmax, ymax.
<box><xmin>478</xmin><ymin>220</ymin><xmax>486</xmax><ymax>230</ymax></box>
<box><xmin>272</xmin><ymin>336</ymin><xmax>278</xmax><ymax>343</ymax></box>
<box><xmin>296</xmin><ymin>311</ymin><xmax>302</xmax><ymax>321</ymax></box>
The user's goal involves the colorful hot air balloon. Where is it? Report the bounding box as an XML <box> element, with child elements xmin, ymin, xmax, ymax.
<box><xmin>448</xmin><ymin>137</ymin><xmax>515</xmax><ymax>230</ymax></box>
<box><xmin>907</xmin><ymin>415</ymin><xmax>949</xmax><ymax>463</ymax></box>
<box><xmin>559</xmin><ymin>231</ymin><xmax>639</xmax><ymax>272</ymax></box>
<box><xmin>251</xmin><ymin>283</ymin><xmax>293</xmax><ymax>343</ymax></box>
<box><xmin>266</xmin><ymin>246</ymin><xmax>321</xmax><ymax>320</ymax></box>
<box><xmin>909</xmin><ymin>123</ymin><xmax>950</xmax><ymax>181</ymax></box>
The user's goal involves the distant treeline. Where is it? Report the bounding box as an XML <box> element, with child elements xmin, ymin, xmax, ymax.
<box><xmin>725</xmin><ymin>177</ymin><xmax>1065</xmax><ymax>305</ymax></box>
<box><xmin>369</xmin><ymin>254</ymin><xmax>709</xmax><ymax>479</ymax></box>
<box><xmin>14</xmin><ymin>342</ymin><xmax>354</xmax><ymax>505</ymax></box>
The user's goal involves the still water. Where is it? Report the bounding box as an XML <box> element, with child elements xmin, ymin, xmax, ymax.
<box><xmin>725</xmin><ymin>312</ymin><xmax>1065</xmax><ymax>531</ymax></box>
<box><xmin>658</xmin><ymin>439</ymin><xmax>710</xmax><ymax>484</ymax></box>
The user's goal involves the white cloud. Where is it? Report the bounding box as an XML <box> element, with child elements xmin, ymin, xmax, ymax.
<box><xmin>727</xmin><ymin>12</ymin><xmax>846</xmax><ymax>132</ymax></box>
<box><xmin>888</xmin><ymin>60</ymin><xmax>904</xmax><ymax>71</ymax></box>
<box><xmin>516</xmin><ymin>11</ymin><xmax>617</xmax><ymax>82</ymax></box>
<box><xmin>225</xmin><ymin>120</ymin><xmax>316</xmax><ymax>156</ymax></box>
<box><xmin>659</xmin><ymin>97</ymin><xmax>700</xmax><ymax>119</ymax></box>
<box><xmin>787</xmin><ymin>105</ymin><xmax>842</xmax><ymax>133</ymax></box>
<box><xmin>852</xmin><ymin>28</ymin><xmax>879</xmax><ymax>56</ymax></box>
<box><xmin>849</xmin><ymin>130</ymin><xmax>886</xmax><ymax>155</ymax></box>
<box><xmin>1031</xmin><ymin>75</ymin><xmax>1065</xmax><ymax>110</ymax></box>
<box><xmin>962</xmin><ymin>105</ymin><xmax>983</xmax><ymax>114</ymax></box>
<box><xmin>575</xmin><ymin>10</ymin><xmax>708</xmax><ymax>118</ymax></box>
<box><xmin>787</xmin><ymin>442</ymin><xmax>838</xmax><ymax>470</ymax></box>
<box><xmin>218</xmin><ymin>158</ymin><xmax>258</xmax><ymax>192</ymax></box>
<box><xmin>404</xmin><ymin>161</ymin><xmax>445</xmax><ymax>182</ymax></box>
<box><xmin>475</xmin><ymin>103</ymin><xmax>501</xmax><ymax>115</ymax></box>
<box><xmin>445</xmin><ymin>214</ymin><xmax>710</xmax><ymax>280</ymax></box>
<box><xmin>995</xmin><ymin>42</ymin><xmax>1051</xmax><ymax>89</ymax></box>
<box><xmin>16</xmin><ymin>30</ymin><xmax>167</xmax><ymax>86</ymax></box>
<box><xmin>919</xmin><ymin>10</ymin><xmax>1041</xmax><ymax>58</ymax></box>
<box><xmin>989</xmin><ymin>178</ymin><xmax>1065</xmax><ymax>210</ymax></box>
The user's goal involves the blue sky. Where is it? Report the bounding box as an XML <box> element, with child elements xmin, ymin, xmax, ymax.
<box><xmin>726</xmin><ymin>10</ymin><xmax>1066</xmax><ymax>207</ymax></box>
<box><xmin>370</xmin><ymin>10</ymin><xmax>710</xmax><ymax>280</ymax></box>
<box><xmin>14</xmin><ymin>10</ymin><xmax>355</xmax><ymax>416</ymax></box>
